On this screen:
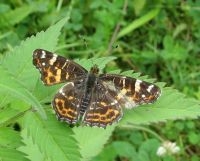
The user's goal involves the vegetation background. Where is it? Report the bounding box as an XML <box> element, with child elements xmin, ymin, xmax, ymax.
<box><xmin>0</xmin><ymin>0</ymin><xmax>200</xmax><ymax>161</ymax></box>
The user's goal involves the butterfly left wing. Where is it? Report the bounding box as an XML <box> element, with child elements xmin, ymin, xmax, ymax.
<box><xmin>83</xmin><ymin>83</ymin><xmax>123</xmax><ymax>128</ymax></box>
<box><xmin>52</xmin><ymin>81</ymin><xmax>84</xmax><ymax>124</ymax></box>
<box><xmin>33</xmin><ymin>49</ymin><xmax>87</xmax><ymax>85</ymax></box>
<box><xmin>99</xmin><ymin>74</ymin><xmax>161</xmax><ymax>109</ymax></box>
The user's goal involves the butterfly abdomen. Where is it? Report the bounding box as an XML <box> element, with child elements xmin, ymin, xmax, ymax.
<box><xmin>79</xmin><ymin>73</ymin><xmax>97</xmax><ymax>116</ymax></box>
<box><xmin>79</xmin><ymin>95</ymin><xmax>91</xmax><ymax>115</ymax></box>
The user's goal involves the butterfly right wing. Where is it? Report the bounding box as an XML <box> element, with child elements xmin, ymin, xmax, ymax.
<box><xmin>99</xmin><ymin>74</ymin><xmax>161</xmax><ymax>109</ymax></box>
<box><xmin>33</xmin><ymin>49</ymin><xmax>87</xmax><ymax>85</ymax></box>
<box><xmin>83</xmin><ymin>83</ymin><xmax>123</xmax><ymax>128</ymax></box>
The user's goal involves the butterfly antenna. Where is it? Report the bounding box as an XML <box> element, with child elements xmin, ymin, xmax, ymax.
<box><xmin>79</xmin><ymin>35</ymin><xmax>96</xmax><ymax>68</ymax></box>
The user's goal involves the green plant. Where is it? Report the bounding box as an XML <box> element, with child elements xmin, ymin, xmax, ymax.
<box><xmin>1</xmin><ymin>1</ymin><xmax>200</xmax><ymax>161</ymax></box>
<box><xmin>0</xmin><ymin>17</ymin><xmax>200</xmax><ymax>161</ymax></box>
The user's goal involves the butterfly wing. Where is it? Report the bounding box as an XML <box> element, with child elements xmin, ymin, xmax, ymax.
<box><xmin>33</xmin><ymin>49</ymin><xmax>87</xmax><ymax>85</ymax></box>
<box><xmin>52</xmin><ymin>81</ymin><xmax>84</xmax><ymax>124</ymax></box>
<box><xmin>83</xmin><ymin>83</ymin><xmax>123</xmax><ymax>128</ymax></box>
<box><xmin>99</xmin><ymin>74</ymin><xmax>161</xmax><ymax>109</ymax></box>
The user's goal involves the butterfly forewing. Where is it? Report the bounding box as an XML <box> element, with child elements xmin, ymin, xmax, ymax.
<box><xmin>33</xmin><ymin>49</ymin><xmax>87</xmax><ymax>85</ymax></box>
<box><xmin>99</xmin><ymin>74</ymin><xmax>161</xmax><ymax>109</ymax></box>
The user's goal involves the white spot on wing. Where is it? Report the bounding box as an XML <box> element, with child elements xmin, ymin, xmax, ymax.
<box><xmin>111</xmin><ymin>100</ymin><xmax>118</xmax><ymax>106</ymax></box>
<box><xmin>147</xmin><ymin>85</ymin><xmax>154</xmax><ymax>93</ymax></box>
<box><xmin>135</xmin><ymin>79</ymin><xmax>142</xmax><ymax>92</ymax></box>
<box><xmin>59</xmin><ymin>87</ymin><xmax>65</xmax><ymax>96</ymax></box>
<box><xmin>62</xmin><ymin>61</ymin><xmax>67</xmax><ymax>69</ymax></box>
<box><xmin>42</xmin><ymin>62</ymin><xmax>45</xmax><ymax>66</ymax></box>
<box><xmin>124</xmin><ymin>99</ymin><xmax>137</xmax><ymax>109</ymax></box>
<box><xmin>102</xmin><ymin>81</ymin><xmax>117</xmax><ymax>91</ymax></box>
<box><xmin>122</xmin><ymin>78</ymin><xmax>126</xmax><ymax>87</ymax></box>
<box><xmin>41</xmin><ymin>50</ymin><xmax>46</xmax><ymax>58</ymax></box>
<box><xmin>49</xmin><ymin>54</ymin><xmax>57</xmax><ymax>65</ymax></box>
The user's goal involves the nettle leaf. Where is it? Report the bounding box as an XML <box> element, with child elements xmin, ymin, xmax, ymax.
<box><xmin>75</xmin><ymin>56</ymin><xmax>116</xmax><ymax>72</ymax></box>
<box><xmin>23</xmin><ymin>111</ymin><xmax>81</xmax><ymax>161</ymax></box>
<box><xmin>0</xmin><ymin>66</ymin><xmax>46</xmax><ymax>119</ymax></box>
<box><xmin>0</xmin><ymin>100</ymin><xmax>29</xmax><ymax>128</ymax></box>
<box><xmin>0</xmin><ymin>148</ymin><xmax>29</xmax><ymax>161</ymax></box>
<box><xmin>18</xmin><ymin>129</ymin><xmax>52</xmax><ymax>161</ymax></box>
<box><xmin>73</xmin><ymin>125</ymin><xmax>116</xmax><ymax>161</ymax></box>
<box><xmin>0</xmin><ymin>127</ymin><xmax>22</xmax><ymax>148</ymax></box>
<box><xmin>0</xmin><ymin>127</ymin><xmax>28</xmax><ymax>161</ymax></box>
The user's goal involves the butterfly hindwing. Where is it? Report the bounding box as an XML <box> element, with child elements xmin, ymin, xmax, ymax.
<box><xmin>52</xmin><ymin>81</ymin><xmax>84</xmax><ymax>124</ymax></box>
<box><xmin>33</xmin><ymin>49</ymin><xmax>87</xmax><ymax>85</ymax></box>
<box><xmin>99</xmin><ymin>74</ymin><xmax>161</xmax><ymax>109</ymax></box>
<box><xmin>83</xmin><ymin>83</ymin><xmax>123</xmax><ymax>128</ymax></box>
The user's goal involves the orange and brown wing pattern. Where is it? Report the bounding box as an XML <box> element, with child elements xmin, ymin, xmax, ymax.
<box><xmin>33</xmin><ymin>49</ymin><xmax>87</xmax><ymax>85</ymax></box>
<box><xmin>83</xmin><ymin>84</ymin><xmax>123</xmax><ymax>128</ymax></box>
<box><xmin>99</xmin><ymin>74</ymin><xmax>161</xmax><ymax>109</ymax></box>
<box><xmin>52</xmin><ymin>82</ymin><xmax>84</xmax><ymax>124</ymax></box>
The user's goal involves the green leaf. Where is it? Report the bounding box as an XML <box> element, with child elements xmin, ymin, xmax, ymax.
<box><xmin>111</xmin><ymin>141</ymin><xmax>136</xmax><ymax>158</ymax></box>
<box><xmin>76</xmin><ymin>56</ymin><xmax>116</xmax><ymax>72</ymax></box>
<box><xmin>18</xmin><ymin>129</ymin><xmax>51</xmax><ymax>161</ymax></box>
<box><xmin>188</xmin><ymin>132</ymin><xmax>200</xmax><ymax>145</ymax></box>
<box><xmin>0</xmin><ymin>127</ymin><xmax>22</xmax><ymax>148</ymax></box>
<box><xmin>73</xmin><ymin>125</ymin><xmax>116</xmax><ymax>161</ymax></box>
<box><xmin>0</xmin><ymin>66</ymin><xmax>46</xmax><ymax>119</ymax></box>
<box><xmin>0</xmin><ymin>5</ymin><xmax>34</xmax><ymax>28</ymax></box>
<box><xmin>0</xmin><ymin>127</ymin><xmax>28</xmax><ymax>161</ymax></box>
<box><xmin>92</xmin><ymin>141</ymin><xmax>137</xmax><ymax>161</ymax></box>
<box><xmin>0</xmin><ymin>148</ymin><xmax>29</xmax><ymax>161</ymax></box>
<box><xmin>132</xmin><ymin>0</ymin><xmax>146</xmax><ymax>15</ymax></box>
<box><xmin>138</xmin><ymin>139</ymin><xmax>160</xmax><ymax>161</ymax></box>
<box><xmin>23</xmin><ymin>111</ymin><xmax>81</xmax><ymax>161</ymax></box>
<box><xmin>118</xmin><ymin>8</ymin><xmax>160</xmax><ymax>38</ymax></box>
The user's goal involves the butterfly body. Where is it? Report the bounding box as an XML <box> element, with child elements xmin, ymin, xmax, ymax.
<box><xmin>33</xmin><ymin>49</ymin><xmax>161</xmax><ymax>128</ymax></box>
<box><xmin>79</xmin><ymin>71</ymin><xmax>97</xmax><ymax>116</ymax></box>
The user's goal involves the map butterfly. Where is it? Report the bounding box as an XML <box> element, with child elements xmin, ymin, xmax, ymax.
<box><xmin>33</xmin><ymin>49</ymin><xmax>161</xmax><ymax>128</ymax></box>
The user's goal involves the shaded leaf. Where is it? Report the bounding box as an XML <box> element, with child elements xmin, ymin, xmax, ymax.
<box><xmin>23</xmin><ymin>111</ymin><xmax>81</xmax><ymax>161</ymax></box>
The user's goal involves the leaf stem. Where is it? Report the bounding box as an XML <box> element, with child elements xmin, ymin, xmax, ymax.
<box><xmin>119</xmin><ymin>124</ymin><xmax>165</xmax><ymax>142</ymax></box>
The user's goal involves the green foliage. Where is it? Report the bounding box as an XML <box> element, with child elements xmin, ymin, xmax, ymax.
<box><xmin>0</xmin><ymin>5</ymin><xmax>34</xmax><ymax>28</ymax></box>
<box><xmin>19</xmin><ymin>129</ymin><xmax>52</xmax><ymax>161</ymax></box>
<box><xmin>22</xmin><ymin>111</ymin><xmax>81</xmax><ymax>161</ymax></box>
<box><xmin>0</xmin><ymin>127</ymin><xmax>28</xmax><ymax>161</ymax></box>
<box><xmin>73</xmin><ymin>126</ymin><xmax>116</xmax><ymax>161</ymax></box>
<box><xmin>93</xmin><ymin>139</ymin><xmax>160</xmax><ymax>161</ymax></box>
<box><xmin>0</xmin><ymin>0</ymin><xmax>200</xmax><ymax>161</ymax></box>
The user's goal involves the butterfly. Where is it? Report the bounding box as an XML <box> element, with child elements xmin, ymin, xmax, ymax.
<box><xmin>33</xmin><ymin>49</ymin><xmax>161</xmax><ymax>128</ymax></box>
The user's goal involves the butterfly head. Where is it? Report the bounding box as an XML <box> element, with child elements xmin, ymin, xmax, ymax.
<box><xmin>90</xmin><ymin>64</ymin><xmax>99</xmax><ymax>75</ymax></box>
